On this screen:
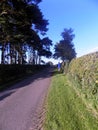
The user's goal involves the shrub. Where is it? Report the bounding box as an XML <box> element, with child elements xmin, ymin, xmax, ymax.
<box><xmin>67</xmin><ymin>52</ymin><xmax>98</xmax><ymax>100</ymax></box>
<box><xmin>68</xmin><ymin>52</ymin><xmax>98</xmax><ymax>87</ymax></box>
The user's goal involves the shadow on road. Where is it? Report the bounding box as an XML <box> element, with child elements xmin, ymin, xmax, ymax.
<box><xmin>0</xmin><ymin>92</ymin><xmax>14</xmax><ymax>101</ymax></box>
<box><xmin>0</xmin><ymin>67</ymin><xmax>55</xmax><ymax>101</ymax></box>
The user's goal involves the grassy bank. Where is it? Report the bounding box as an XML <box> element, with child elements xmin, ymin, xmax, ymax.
<box><xmin>44</xmin><ymin>72</ymin><xmax>98</xmax><ymax>130</ymax></box>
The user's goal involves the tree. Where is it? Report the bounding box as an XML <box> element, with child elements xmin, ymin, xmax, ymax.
<box><xmin>38</xmin><ymin>37</ymin><xmax>52</xmax><ymax>57</ymax></box>
<box><xmin>0</xmin><ymin>0</ymin><xmax>50</xmax><ymax>64</ymax></box>
<box><xmin>36</xmin><ymin>37</ymin><xmax>52</xmax><ymax>64</ymax></box>
<box><xmin>54</xmin><ymin>28</ymin><xmax>76</xmax><ymax>62</ymax></box>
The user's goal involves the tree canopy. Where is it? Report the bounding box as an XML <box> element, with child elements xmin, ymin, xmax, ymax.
<box><xmin>54</xmin><ymin>28</ymin><xmax>76</xmax><ymax>62</ymax></box>
<box><xmin>0</xmin><ymin>0</ymin><xmax>52</xmax><ymax>64</ymax></box>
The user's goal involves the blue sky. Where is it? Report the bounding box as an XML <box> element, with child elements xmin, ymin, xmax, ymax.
<box><xmin>40</xmin><ymin>0</ymin><xmax>98</xmax><ymax>64</ymax></box>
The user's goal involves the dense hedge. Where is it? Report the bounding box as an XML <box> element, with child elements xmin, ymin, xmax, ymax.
<box><xmin>67</xmin><ymin>52</ymin><xmax>98</xmax><ymax>96</ymax></box>
<box><xmin>66</xmin><ymin>52</ymin><xmax>98</xmax><ymax>111</ymax></box>
<box><xmin>0</xmin><ymin>64</ymin><xmax>48</xmax><ymax>86</ymax></box>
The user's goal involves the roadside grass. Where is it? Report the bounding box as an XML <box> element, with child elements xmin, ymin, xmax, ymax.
<box><xmin>44</xmin><ymin>72</ymin><xmax>98</xmax><ymax>130</ymax></box>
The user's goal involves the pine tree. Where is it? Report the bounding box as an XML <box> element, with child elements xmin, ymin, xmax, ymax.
<box><xmin>0</xmin><ymin>0</ymin><xmax>50</xmax><ymax>64</ymax></box>
<box><xmin>54</xmin><ymin>28</ymin><xmax>76</xmax><ymax>62</ymax></box>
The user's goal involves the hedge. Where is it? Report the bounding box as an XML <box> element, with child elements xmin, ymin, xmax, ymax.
<box><xmin>67</xmin><ymin>52</ymin><xmax>98</xmax><ymax>108</ymax></box>
<box><xmin>0</xmin><ymin>64</ymin><xmax>48</xmax><ymax>87</ymax></box>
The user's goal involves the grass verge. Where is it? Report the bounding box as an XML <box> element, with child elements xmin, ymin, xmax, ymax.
<box><xmin>44</xmin><ymin>72</ymin><xmax>98</xmax><ymax>130</ymax></box>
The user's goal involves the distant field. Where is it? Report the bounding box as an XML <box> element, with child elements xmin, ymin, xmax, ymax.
<box><xmin>44</xmin><ymin>72</ymin><xmax>98</xmax><ymax>130</ymax></box>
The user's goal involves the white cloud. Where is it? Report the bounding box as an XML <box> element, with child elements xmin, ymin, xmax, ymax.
<box><xmin>89</xmin><ymin>47</ymin><xmax>98</xmax><ymax>53</ymax></box>
<box><xmin>42</xmin><ymin>57</ymin><xmax>59</xmax><ymax>65</ymax></box>
<box><xmin>77</xmin><ymin>46</ymin><xmax>98</xmax><ymax>58</ymax></box>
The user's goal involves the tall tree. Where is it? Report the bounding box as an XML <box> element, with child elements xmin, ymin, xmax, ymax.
<box><xmin>0</xmin><ymin>0</ymin><xmax>49</xmax><ymax>64</ymax></box>
<box><xmin>54</xmin><ymin>28</ymin><xmax>76</xmax><ymax>62</ymax></box>
<box><xmin>38</xmin><ymin>37</ymin><xmax>52</xmax><ymax>57</ymax></box>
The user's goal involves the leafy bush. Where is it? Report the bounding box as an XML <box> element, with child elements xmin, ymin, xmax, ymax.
<box><xmin>67</xmin><ymin>52</ymin><xmax>98</xmax><ymax>110</ymax></box>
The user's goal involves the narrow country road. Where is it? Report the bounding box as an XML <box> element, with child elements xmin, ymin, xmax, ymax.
<box><xmin>0</xmin><ymin>67</ymin><xmax>53</xmax><ymax>130</ymax></box>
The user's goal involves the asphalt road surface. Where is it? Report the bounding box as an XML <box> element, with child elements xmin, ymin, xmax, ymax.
<box><xmin>0</xmin><ymin>68</ymin><xmax>53</xmax><ymax>130</ymax></box>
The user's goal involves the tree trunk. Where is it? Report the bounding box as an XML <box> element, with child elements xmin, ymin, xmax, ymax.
<box><xmin>1</xmin><ymin>43</ymin><xmax>5</xmax><ymax>64</ymax></box>
<box><xmin>38</xmin><ymin>56</ymin><xmax>41</xmax><ymax>65</ymax></box>
<box><xmin>10</xmin><ymin>43</ymin><xmax>13</xmax><ymax>64</ymax></box>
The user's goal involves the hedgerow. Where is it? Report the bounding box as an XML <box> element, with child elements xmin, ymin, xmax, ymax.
<box><xmin>67</xmin><ymin>52</ymin><xmax>98</xmax><ymax>110</ymax></box>
<box><xmin>0</xmin><ymin>65</ymin><xmax>48</xmax><ymax>91</ymax></box>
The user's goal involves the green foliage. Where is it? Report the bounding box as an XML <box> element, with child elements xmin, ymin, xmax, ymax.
<box><xmin>53</xmin><ymin>28</ymin><xmax>76</xmax><ymax>61</ymax></box>
<box><xmin>38</xmin><ymin>37</ymin><xmax>52</xmax><ymax>58</ymax></box>
<box><xmin>0</xmin><ymin>0</ymin><xmax>52</xmax><ymax>64</ymax></box>
<box><xmin>68</xmin><ymin>52</ymin><xmax>98</xmax><ymax>110</ymax></box>
<box><xmin>44</xmin><ymin>73</ymin><xmax>98</xmax><ymax>130</ymax></box>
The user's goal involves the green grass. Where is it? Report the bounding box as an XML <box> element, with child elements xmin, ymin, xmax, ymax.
<box><xmin>44</xmin><ymin>72</ymin><xmax>98</xmax><ymax>130</ymax></box>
